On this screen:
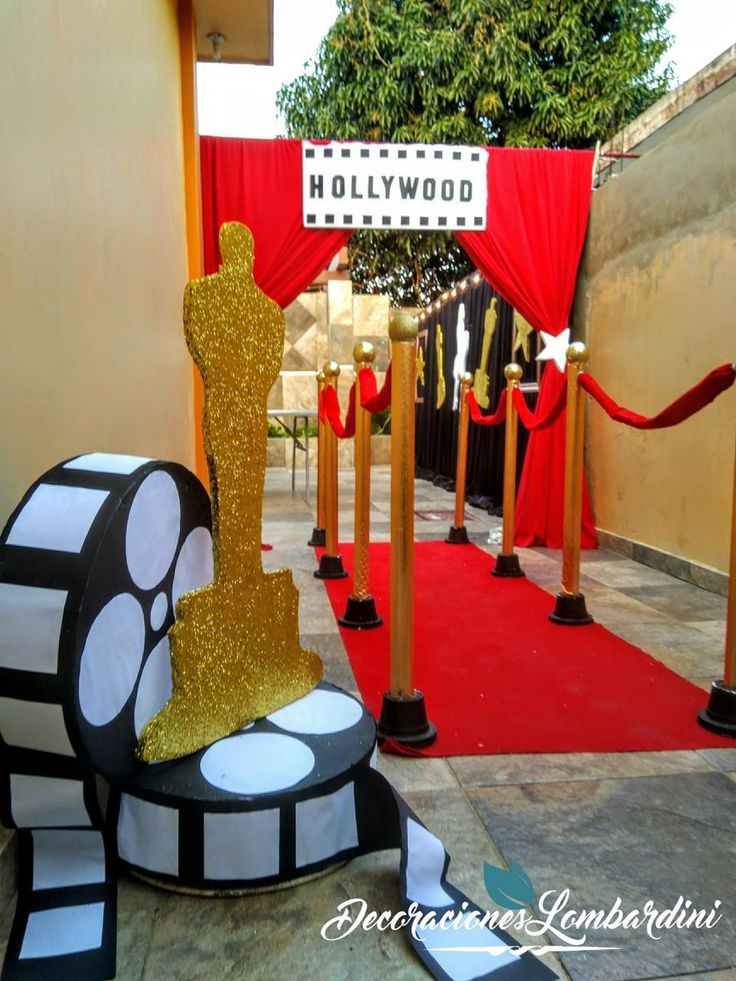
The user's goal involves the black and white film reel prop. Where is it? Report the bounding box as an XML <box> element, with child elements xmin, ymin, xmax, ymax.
<box><xmin>0</xmin><ymin>453</ymin><xmax>212</xmax><ymax>980</ymax></box>
<box><xmin>117</xmin><ymin>681</ymin><xmax>556</xmax><ymax>981</ymax></box>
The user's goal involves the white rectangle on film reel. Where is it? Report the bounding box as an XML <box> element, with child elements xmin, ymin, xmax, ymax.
<box><xmin>303</xmin><ymin>142</ymin><xmax>487</xmax><ymax>231</ymax></box>
<box><xmin>0</xmin><ymin>583</ymin><xmax>67</xmax><ymax>674</ymax></box>
<box><xmin>6</xmin><ymin>484</ymin><xmax>109</xmax><ymax>553</ymax></box>
<box><xmin>0</xmin><ymin>698</ymin><xmax>75</xmax><ymax>756</ymax></box>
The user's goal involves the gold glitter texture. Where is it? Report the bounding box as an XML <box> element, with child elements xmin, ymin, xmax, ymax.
<box><xmin>435</xmin><ymin>323</ymin><xmax>446</xmax><ymax>409</ymax></box>
<box><xmin>513</xmin><ymin>311</ymin><xmax>534</xmax><ymax>363</ymax></box>
<box><xmin>472</xmin><ymin>297</ymin><xmax>497</xmax><ymax>408</ymax></box>
<box><xmin>138</xmin><ymin>222</ymin><xmax>322</xmax><ymax>762</ymax></box>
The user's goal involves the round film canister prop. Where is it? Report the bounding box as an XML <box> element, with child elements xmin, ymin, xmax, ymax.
<box><xmin>0</xmin><ymin>453</ymin><xmax>213</xmax><ymax>981</ymax></box>
<box><xmin>116</xmin><ymin>683</ymin><xmax>377</xmax><ymax>892</ymax></box>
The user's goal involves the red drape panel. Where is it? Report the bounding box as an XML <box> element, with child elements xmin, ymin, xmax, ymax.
<box><xmin>457</xmin><ymin>147</ymin><xmax>597</xmax><ymax>549</ymax></box>
<box><xmin>200</xmin><ymin>136</ymin><xmax>352</xmax><ymax>307</ymax></box>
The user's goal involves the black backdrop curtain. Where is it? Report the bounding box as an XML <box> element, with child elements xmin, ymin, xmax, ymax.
<box><xmin>415</xmin><ymin>277</ymin><xmax>538</xmax><ymax>510</ymax></box>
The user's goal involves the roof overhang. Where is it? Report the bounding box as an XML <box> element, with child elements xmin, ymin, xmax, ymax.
<box><xmin>194</xmin><ymin>0</ymin><xmax>273</xmax><ymax>65</ymax></box>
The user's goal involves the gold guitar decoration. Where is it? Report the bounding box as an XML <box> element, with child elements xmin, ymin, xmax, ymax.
<box><xmin>138</xmin><ymin>222</ymin><xmax>322</xmax><ymax>762</ymax></box>
<box><xmin>435</xmin><ymin>322</ymin><xmax>446</xmax><ymax>409</ymax></box>
<box><xmin>472</xmin><ymin>297</ymin><xmax>497</xmax><ymax>408</ymax></box>
<box><xmin>513</xmin><ymin>311</ymin><xmax>535</xmax><ymax>362</ymax></box>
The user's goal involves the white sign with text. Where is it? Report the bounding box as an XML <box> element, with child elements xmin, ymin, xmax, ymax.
<box><xmin>302</xmin><ymin>142</ymin><xmax>487</xmax><ymax>231</ymax></box>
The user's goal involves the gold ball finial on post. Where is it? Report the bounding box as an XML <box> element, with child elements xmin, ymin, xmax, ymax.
<box><xmin>353</xmin><ymin>341</ymin><xmax>376</xmax><ymax>365</ymax></box>
<box><xmin>504</xmin><ymin>362</ymin><xmax>524</xmax><ymax>383</ymax></box>
<box><xmin>388</xmin><ymin>312</ymin><xmax>418</xmax><ymax>342</ymax></box>
<box><xmin>566</xmin><ymin>342</ymin><xmax>589</xmax><ymax>367</ymax></box>
<box><xmin>323</xmin><ymin>360</ymin><xmax>340</xmax><ymax>378</ymax></box>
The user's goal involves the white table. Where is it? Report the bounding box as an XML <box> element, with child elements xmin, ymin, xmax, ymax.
<box><xmin>267</xmin><ymin>409</ymin><xmax>318</xmax><ymax>502</ymax></box>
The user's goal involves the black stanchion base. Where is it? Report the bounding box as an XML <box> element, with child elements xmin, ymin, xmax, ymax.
<box><xmin>338</xmin><ymin>595</ymin><xmax>383</xmax><ymax>630</ymax></box>
<box><xmin>314</xmin><ymin>553</ymin><xmax>349</xmax><ymax>580</ymax></box>
<box><xmin>549</xmin><ymin>592</ymin><xmax>594</xmax><ymax>626</ymax></box>
<box><xmin>698</xmin><ymin>680</ymin><xmax>736</xmax><ymax>738</ymax></box>
<box><xmin>377</xmin><ymin>691</ymin><xmax>437</xmax><ymax>748</ymax></box>
<box><xmin>308</xmin><ymin>527</ymin><xmax>326</xmax><ymax>547</ymax></box>
<box><xmin>445</xmin><ymin>525</ymin><xmax>470</xmax><ymax>545</ymax></box>
<box><xmin>492</xmin><ymin>552</ymin><xmax>525</xmax><ymax>578</ymax></box>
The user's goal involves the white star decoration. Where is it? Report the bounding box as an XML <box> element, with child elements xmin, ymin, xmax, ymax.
<box><xmin>536</xmin><ymin>327</ymin><xmax>571</xmax><ymax>373</ymax></box>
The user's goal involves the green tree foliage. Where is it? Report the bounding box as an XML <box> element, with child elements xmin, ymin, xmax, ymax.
<box><xmin>277</xmin><ymin>0</ymin><xmax>673</xmax><ymax>304</ymax></box>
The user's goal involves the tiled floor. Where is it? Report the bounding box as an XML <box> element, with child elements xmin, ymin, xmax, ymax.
<box><xmin>1</xmin><ymin>466</ymin><xmax>734</xmax><ymax>980</ymax></box>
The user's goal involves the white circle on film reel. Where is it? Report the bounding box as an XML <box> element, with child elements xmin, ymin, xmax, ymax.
<box><xmin>200</xmin><ymin>732</ymin><xmax>315</xmax><ymax>794</ymax></box>
<box><xmin>125</xmin><ymin>471</ymin><xmax>181</xmax><ymax>591</ymax></box>
<box><xmin>268</xmin><ymin>688</ymin><xmax>363</xmax><ymax>735</ymax></box>
<box><xmin>172</xmin><ymin>526</ymin><xmax>213</xmax><ymax>609</ymax></box>
<box><xmin>134</xmin><ymin>636</ymin><xmax>173</xmax><ymax>737</ymax></box>
<box><xmin>149</xmin><ymin>591</ymin><xmax>168</xmax><ymax>632</ymax></box>
<box><xmin>79</xmin><ymin>593</ymin><xmax>146</xmax><ymax>726</ymax></box>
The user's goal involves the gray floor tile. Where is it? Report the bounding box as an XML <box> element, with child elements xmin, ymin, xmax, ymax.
<box><xmin>697</xmin><ymin>748</ymin><xmax>736</xmax><ymax>772</ymax></box>
<box><xmin>468</xmin><ymin>772</ymin><xmax>736</xmax><ymax>980</ymax></box>
<box><xmin>449</xmin><ymin>751</ymin><xmax>714</xmax><ymax>788</ymax></box>
<box><xmin>618</xmin><ymin>584</ymin><xmax>727</xmax><ymax>622</ymax></box>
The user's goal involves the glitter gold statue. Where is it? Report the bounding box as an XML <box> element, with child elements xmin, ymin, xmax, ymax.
<box><xmin>138</xmin><ymin>222</ymin><xmax>322</xmax><ymax>762</ymax></box>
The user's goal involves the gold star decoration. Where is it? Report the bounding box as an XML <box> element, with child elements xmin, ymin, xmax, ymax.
<box><xmin>138</xmin><ymin>222</ymin><xmax>322</xmax><ymax>762</ymax></box>
<box><xmin>416</xmin><ymin>341</ymin><xmax>426</xmax><ymax>386</ymax></box>
<box><xmin>513</xmin><ymin>312</ymin><xmax>535</xmax><ymax>363</ymax></box>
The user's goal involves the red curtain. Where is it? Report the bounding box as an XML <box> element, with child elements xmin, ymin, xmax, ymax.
<box><xmin>200</xmin><ymin>138</ymin><xmax>597</xmax><ymax>548</ymax></box>
<box><xmin>200</xmin><ymin>137</ymin><xmax>351</xmax><ymax>308</ymax></box>
<box><xmin>457</xmin><ymin>147</ymin><xmax>597</xmax><ymax>548</ymax></box>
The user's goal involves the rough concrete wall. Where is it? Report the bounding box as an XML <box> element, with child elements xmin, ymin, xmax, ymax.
<box><xmin>575</xmin><ymin>80</ymin><xmax>736</xmax><ymax>574</ymax></box>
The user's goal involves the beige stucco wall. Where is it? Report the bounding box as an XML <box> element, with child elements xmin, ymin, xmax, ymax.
<box><xmin>575</xmin><ymin>79</ymin><xmax>736</xmax><ymax>573</ymax></box>
<box><xmin>0</xmin><ymin>0</ymin><xmax>192</xmax><ymax>525</ymax></box>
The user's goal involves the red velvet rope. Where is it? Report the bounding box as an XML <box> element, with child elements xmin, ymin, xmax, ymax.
<box><xmin>512</xmin><ymin>384</ymin><xmax>568</xmax><ymax>431</ymax></box>
<box><xmin>322</xmin><ymin>383</ymin><xmax>356</xmax><ymax>439</ymax></box>
<box><xmin>466</xmin><ymin>389</ymin><xmax>507</xmax><ymax>426</ymax></box>
<box><xmin>358</xmin><ymin>364</ymin><xmax>392</xmax><ymax>413</ymax></box>
<box><xmin>579</xmin><ymin>364</ymin><xmax>736</xmax><ymax>429</ymax></box>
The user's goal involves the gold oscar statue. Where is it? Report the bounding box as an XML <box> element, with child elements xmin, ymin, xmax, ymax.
<box><xmin>138</xmin><ymin>222</ymin><xmax>322</xmax><ymax>762</ymax></box>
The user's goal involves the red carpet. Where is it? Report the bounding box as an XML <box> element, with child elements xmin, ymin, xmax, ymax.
<box><xmin>318</xmin><ymin>542</ymin><xmax>733</xmax><ymax>755</ymax></box>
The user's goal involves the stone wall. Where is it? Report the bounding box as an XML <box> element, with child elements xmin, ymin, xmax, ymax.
<box><xmin>267</xmin><ymin>279</ymin><xmax>392</xmax><ymax>467</ymax></box>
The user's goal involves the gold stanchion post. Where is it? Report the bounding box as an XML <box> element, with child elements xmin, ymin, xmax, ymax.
<box><xmin>314</xmin><ymin>361</ymin><xmax>348</xmax><ymax>580</ymax></box>
<box><xmin>378</xmin><ymin>314</ymin><xmax>436</xmax><ymax>747</ymax></box>
<box><xmin>308</xmin><ymin>370</ymin><xmax>327</xmax><ymax>547</ymax></box>
<box><xmin>493</xmin><ymin>363</ymin><xmax>526</xmax><ymax>578</ymax></box>
<box><xmin>550</xmin><ymin>342</ymin><xmax>593</xmax><ymax>624</ymax></box>
<box><xmin>339</xmin><ymin>343</ymin><xmax>383</xmax><ymax>629</ymax></box>
<box><xmin>446</xmin><ymin>372</ymin><xmax>473</xmax><ymax>545</ymax></box>
<box><xmin>699</xmin><ymin>431</ymin><xmax>736</xmax><ymax>736</ymax></box>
